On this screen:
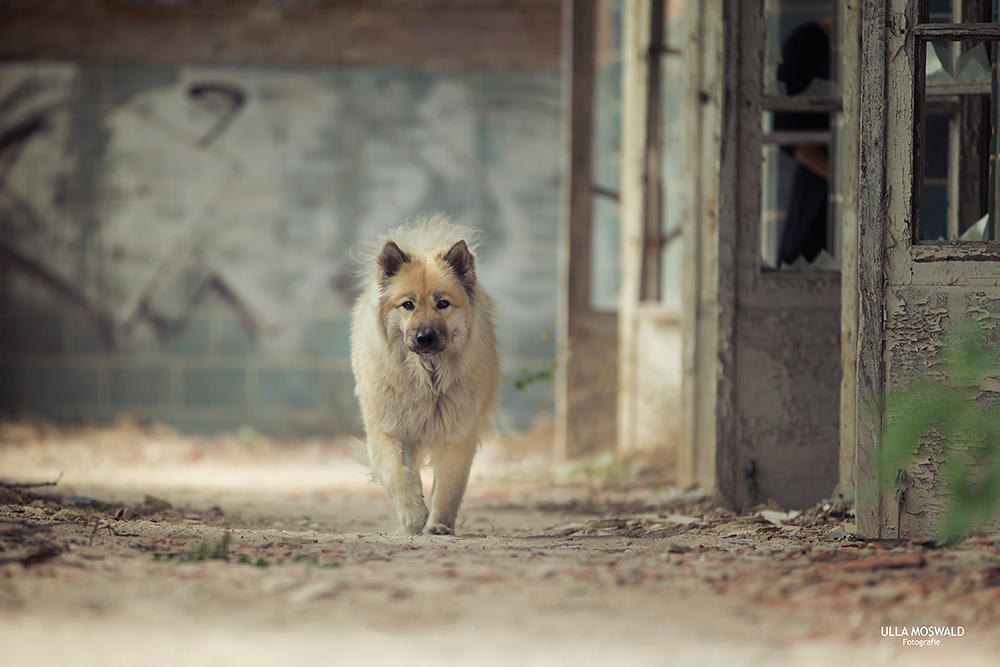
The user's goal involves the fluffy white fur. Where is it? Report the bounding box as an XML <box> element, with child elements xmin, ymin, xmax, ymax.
<box><xmin>350</xmin><ymin>215</ymin><xmax>499</xmax><ymax>535</ymax></box>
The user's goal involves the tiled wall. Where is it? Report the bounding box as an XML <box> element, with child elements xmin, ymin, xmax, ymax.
<box><xmin>0</xmin><ymin>63</ymin><xmax>561</xmax><ymax>435</ymax></box>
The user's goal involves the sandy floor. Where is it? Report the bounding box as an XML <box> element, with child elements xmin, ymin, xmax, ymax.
<box><xmin>1</xmin><ymin>420</ymin><xmax>999</xmax><ymax>666</ymax></box>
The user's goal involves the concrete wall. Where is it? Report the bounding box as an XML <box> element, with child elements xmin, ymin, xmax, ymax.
<box><xmin>0</xmin><ymin>61</ymin><xmax>561</xmax><ymax>434</ymax></box>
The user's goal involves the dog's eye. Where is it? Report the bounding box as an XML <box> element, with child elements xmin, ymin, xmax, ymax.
<box><xmin>436</xmin><ymin>300</ymin><xmax>450</xmax><ymax>310</ymax></box>
<box><xmin>401</xmin><ymin>301</ymin><xmax>415</xmax><ymax>311</ymax></box>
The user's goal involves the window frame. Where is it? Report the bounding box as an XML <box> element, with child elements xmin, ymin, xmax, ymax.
<box><xmin>758</xmin><ymin>2</ymin><xmax>844</xmax><ymax>272</ymax></box>
<box><xmin>911</xmin><ymin>16</ymin><xmax>1000</xmax><ymax>259</ymax></box>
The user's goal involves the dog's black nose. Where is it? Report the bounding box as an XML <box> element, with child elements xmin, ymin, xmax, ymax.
<box><xmin>415</xmin><ymin>329</ymin><xmax>437</xmax><ymax>349</ymax></box>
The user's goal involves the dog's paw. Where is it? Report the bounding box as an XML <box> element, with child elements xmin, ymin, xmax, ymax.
<box><xmin>426</xmin><ymin>523</ymin><xmax>454</xmax><ymax>536</ymax></box>
<box><xmin>398</xmin><ymin>500</ymin><xmax>429</xmax><ymax>535</ymax></box>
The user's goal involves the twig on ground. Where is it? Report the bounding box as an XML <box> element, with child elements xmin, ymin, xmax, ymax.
<box><xmin>104</xmin><ymin>523</ymin><xmax>140</xmax><ymax>538</ymax></box>
<box><xmin>90</xmin><ymin>521</ymin><xmax>140</xmax><ymax>545</ymax></box>
<box><xmin>0</xmin><ymin>472</ymin><xmax>64</xmax><ymax>490</ymax></box>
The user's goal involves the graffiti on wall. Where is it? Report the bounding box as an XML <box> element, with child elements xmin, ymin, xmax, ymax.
<box><xmin>0</xmin><ymin>63</ymin><xmax>562</xmax><ymax>430</ymax></box>
<box><xmin>0</xmin><ymin>64</ymin><xmax>561</xmax><ymax>353</ymax></box>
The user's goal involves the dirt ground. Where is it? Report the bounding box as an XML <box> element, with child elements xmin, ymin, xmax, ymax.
<box><xmin>1</xmin><ymin>420</ymin><xmax>999</xmax><ymax>666</ymax></box>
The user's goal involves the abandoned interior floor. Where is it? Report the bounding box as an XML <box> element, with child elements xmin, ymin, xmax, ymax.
<box><xmin>1</xmin><ymin>420</ymin><xmax>998</xmax><ymax>667</ymax></box>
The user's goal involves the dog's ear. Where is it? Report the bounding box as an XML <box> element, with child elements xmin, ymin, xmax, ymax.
<box><xmin>377</xmin><ymin>240</ymin><xmax>409</xmax><ymax>283</ymax></box>
<box><xmin>443</xmin><ymin>240</ymin><xmax>476</xmax><ymax>294</ymax></box>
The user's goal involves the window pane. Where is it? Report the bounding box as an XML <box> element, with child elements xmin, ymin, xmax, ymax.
<box><xmin>590</xmin><ymin>0</ymin><xmax>622</xmax><ymax>311</ymax></box>
<box><xmin>922</xmin><ymin>113</ymin><xmax>951</xmax><ymax>240</ymax></box>
<box><xmin>925</xmin><ymin>0</ymin><xmax>997</xmax><ymax>23</ymax></box>
<box><xmin>659</xmin><ymin>1</ymin><xmax>687</xmax><ymax>309</ymax></box>
<box><xmin>928</xmin><ymin>0</ymin><xmax>953</xmax><ymax>22</ymax></box>
<box><xmin>918</xmin><ymin>39</ymin><xmax>996</xmax><ymax>241</ymax></box>
<box><xmin>762</xmin><ymin>1</ymin><xmax>840</xmax><ymax>271</ymax></box>
<box><xmin>761</xmin><ymin>122</ymin><xmax>836</xmax><ymax>269</ymax></box>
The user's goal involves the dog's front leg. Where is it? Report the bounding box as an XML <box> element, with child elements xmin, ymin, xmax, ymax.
<box><xmin>427</xmin><ymin>438</ymin><xmax>477</xmax><ymax>535</ymax></box>
<box><xmin>368</xmin><ymin>432</ymin><xmax>428</xmax><ymax>535</ymax></box>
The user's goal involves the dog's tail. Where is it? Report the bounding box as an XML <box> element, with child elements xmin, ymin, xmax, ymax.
<box><xmin>349</xmin><ymin>437</ymin><xmax>376</xmax><ymax>483</ymax></box>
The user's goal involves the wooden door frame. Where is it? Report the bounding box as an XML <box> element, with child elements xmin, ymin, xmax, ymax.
<box><xmin>556</xmin><ymin>0</ymin><xmax>619</xmax><ymax>460</ymax></box>
<box><xmin>718</xmin><ymin>0</ymin><xmax>844</xmax><ymax>510</ymax></box>
<box><xmin>855</xmin><ymin>0</ymin><xmax>892</xmax><ymax>539</ymax></box>
<box><xmin>680</xmin><ymin>0</ymin><xmax>726</xmax><ymax>491</ymax></box>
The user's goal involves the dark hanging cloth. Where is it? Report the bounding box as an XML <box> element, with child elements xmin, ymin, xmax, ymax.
<box><xmin>774</xmin><ymin>21</ymin><xmax>831</xmax><ymax>266</ymax></box>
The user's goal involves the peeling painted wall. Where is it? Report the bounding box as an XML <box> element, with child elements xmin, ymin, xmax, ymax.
<box><xmin>883</xmin><ymin>286</ymin><xmax>1000</xmax><ymax>538</ymax></box>
<box><xmin>734</xmin><ymin>308</ymin><xmax>841</xmax><ymax>510</ymax></box>
<box><xmin>855</xmin><ymin>0</ymin><xmax>1000</xmax><ymax>539</ymax></box>
<box><xmin>0</xmin><ymin>62</ymin><xmax>561</xmax><ymax>434</ymax></box>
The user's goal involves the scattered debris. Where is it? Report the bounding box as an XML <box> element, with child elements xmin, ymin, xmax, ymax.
<box><xmin>664</xmin><ymin>514</ymin><xmax>699</xmax><ymax>525</ymax></box>
<box><xmin>53</xmin><ymin>509</ymin><xmax>86</xmax><ymax>523</ymax></box>
<box><xmin>2</xmin><ymin>420</ymin><xmax>1000</xmax><ymax>662</ymax></box>
<box><xmin>0</xmin><ymin>487</ymin><xmax>22</xmax><ymax>505</ymax></box>
<box><xmin>837</xmin><ymin>552</ymin><xmax>926</xmax><ymax>572</ymax></box>
<box><xmin>142</xmin><ymin>495</ymin><xmax>173</xmax><ymax>513</ymax></box>
<box><xmin>551</xmin><ymin>523</ymin><xmax>586</xmax><ymax>536</ymax></box>
<box><xmin>97</xmin><ymin>522</ymin><xmax>141</xmax><ymax>539</ymax></box>
<box><xmin>760</xmin><ymin>510</ymin><xmax>801</xmax><ymax>524</ymax></box>
<box><xmin>289</xmin><ymin>582</ymin><xmax>337</xmax><ymax>604</ymax></box>
<box><xmin>825</xmin><ymin>526</ymin><xmax>847</xmax><ymax>541</ymax></box>
<box><xmin>0</xmin><ymin>543</ymin><xmax>63</xmax><ymax>567</ymax></box>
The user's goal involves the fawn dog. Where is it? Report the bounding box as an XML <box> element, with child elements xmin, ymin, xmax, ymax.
<box><xmin>350</xmin><ymin>216</ymin><xmax>499</xmax><ymax>535</ymax></box>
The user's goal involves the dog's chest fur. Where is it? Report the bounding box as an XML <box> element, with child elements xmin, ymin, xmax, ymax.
<box><xmin>381</xmin><ymin>351</ymin><xmax>479</xmax><ymax>445</ymax></box>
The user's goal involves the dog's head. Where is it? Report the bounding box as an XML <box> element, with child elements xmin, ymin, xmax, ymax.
<box><xmin>376</xmin><ymin>238</ymin><xmax>476</xmax><ymax>356</ymax></box>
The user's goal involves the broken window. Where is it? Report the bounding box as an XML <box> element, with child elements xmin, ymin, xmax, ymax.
<box><xmin>760</xmin><ymin>0</ymin><xmax>842</xmax><ymax>271</ymax></box>
<box><xmin>914</xmin><ymin>0</ymin><xmax>1000</xmax><ymax>242</ymax></box>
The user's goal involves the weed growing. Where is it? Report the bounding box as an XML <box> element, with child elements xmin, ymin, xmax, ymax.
<box><xmin>154</xmin><ymin>535</ymin><xmax>340</xmax><ymax>569</ymax></box>
<box><xmin>176</xmin><ymin>532</ymin><xmax>232</xmax><ymax>562</ymax></box>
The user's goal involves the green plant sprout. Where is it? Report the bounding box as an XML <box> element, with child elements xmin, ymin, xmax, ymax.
<box><xmin>512</xmin><ymin>361</ymin><xmax>557</xmax><ymax>391</ymax></box>
<box><xmin>507</xmin><ymin>332</ymin><xmax>571</xmax><ymax>392</ymax></box>
<box><xmin>177</xmin><ymin>532</ymin><xmax>232</xmax><ymax>562</ymax></box>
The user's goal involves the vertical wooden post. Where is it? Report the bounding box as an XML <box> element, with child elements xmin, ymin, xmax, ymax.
<box><xmin>681</xmin><ymin>0</ymin><xmax>724</xmax><ymax>490</ymax></box>
<box><xmin>712</xmin><ymin>0</ymin><xmax>741</xmax><ymax>510</ymax></box>
<box><xmin>617</xmin><ymin>1</ymin><xmax>652</xmax><ymax>456</ymax></box>
<box><xmin>639</xmin><ymin>1</ymin><xmax>665</xmax><ymax>303</ymax></box>
<box><xmin>855</xmin><ymin>0</ymin><xmax>889</xmax><ymax>538</ymax></box>
<box><xmin>556</xmin><ymin>0</ymin><xmax>618</xmax><ymax>460</ymax></box>
<box><xmin>990</xmin><ymin>1</ymin><xmax>1000</xmax><ymax>239</ymax></box>
<box><xmin>838</xmin><ymin>0</ymin><xmax>863</xmax><ymax>504</ymax></box>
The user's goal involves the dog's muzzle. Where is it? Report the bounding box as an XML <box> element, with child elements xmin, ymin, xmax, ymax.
<box><xmin>409</xmin><ymin>327</ymin><xmax>445</xmax><ymax>355</ymax></box>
